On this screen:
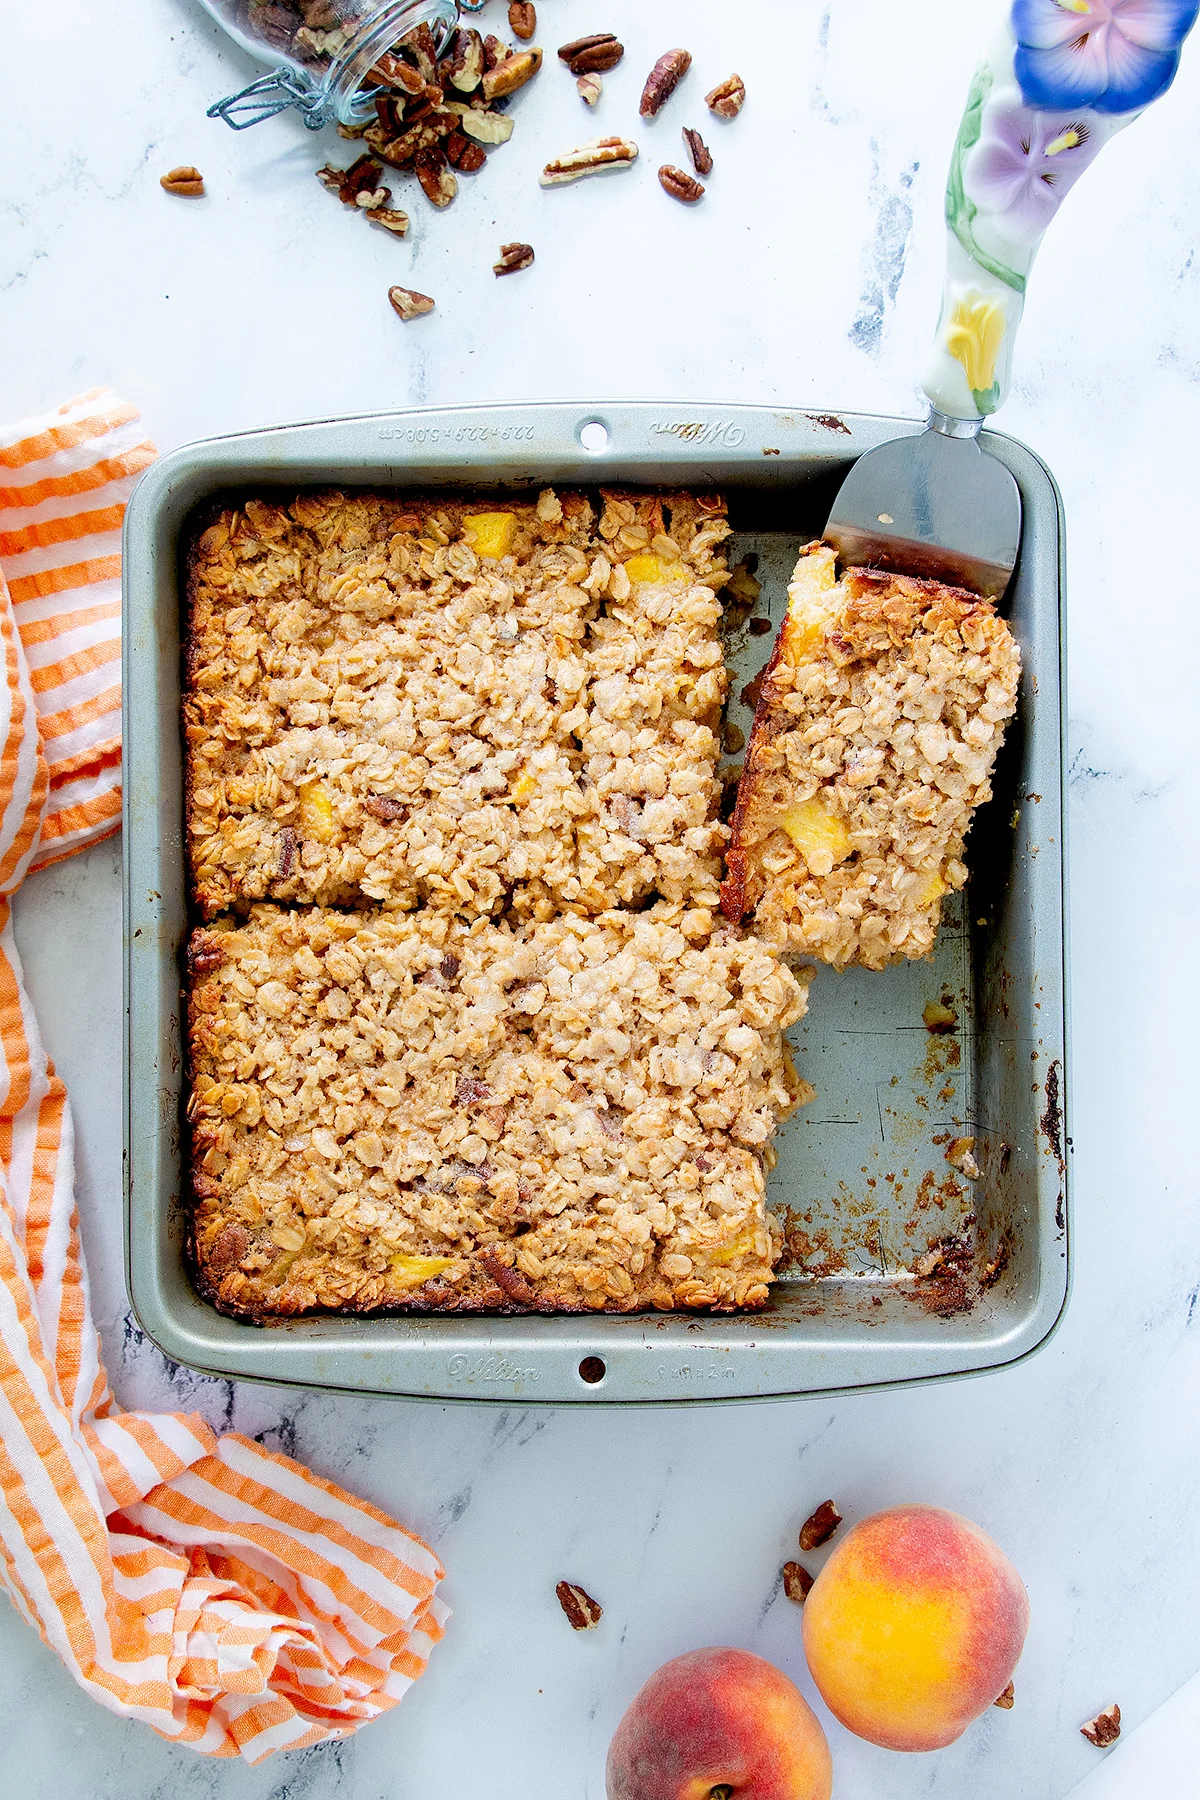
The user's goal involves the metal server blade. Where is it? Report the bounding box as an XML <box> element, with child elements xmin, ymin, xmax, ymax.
<box><xmin>824</xmin><ymin>412</ymin><xmax>1022</xmax><ymax>600</ymax></box>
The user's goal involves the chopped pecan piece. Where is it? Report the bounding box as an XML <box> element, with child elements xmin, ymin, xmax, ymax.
<box><xmin>455</xmin><ymin>1076</ymin><xmax>494</xmax><ymax>1107</ymax></box>
<box><xmin>374</xmin><ymin>92</ymin><xmax>406</xmax><ymax>136</ymax></box>
<box><xmin>301</xmin><ymin>0</ymin><xmax>338</xmax><ymax>26</ymax></box>
<box><xmin>355</xmin><ymin>185</ymin><xmax>391</xmax><ymax>210</ymax></box>
<box><xmin>994</xmin><ymin>1681</ymin><xmax>1015</xmax><ymax>1710</ymax></box>
<box><xmin>276</xmin><ymin>825</ymin><xmax>297</xmax><ymax>878</ymax></box>
<box><xmin>187</xmin><ymin>931</ymin><xmax>227</xmax><ymax>976</ymax></box>
<box><xmin>782</xmin><ymin>1561</ymin><xmax>814</xmax><ymax>1603</ymax></box>
<box><xmin>482</xmin><ymin>47</ymin><xmax>542</xmax><ymax>101</ymax></box>
<box><xmin>367</xmin><ymin>116</ymin><xmax>447</xmax><ymax>168</ymax></box>
<box><xmin>381</xmin><ymin>56</ymin><xmax>427</xmax><ymax>96</ymax></box>
<box><xmin>459</xmin><ymin>109</ymin><xmax>514</xmax><ymax>145</ymax></box>
<box><xmin>1081</xmin><ymin>1704</ymin><xmax>1121</xmax><ymax>1747</ymax></box>
<box><xmin>659</xmin><ymin>163</ymin><xmax>704</xmax><ymax>203</ymax></box>
<box><xmin>477</xmin><ymin>1244</ymin><xmax>538</xmax><ymax>1305</ymax></box>
<box><xmin>483</xmin><ymin>33</ymin><xmax>511</xmax><ymax>71</ymax></box>
<box><xmin>415</xmin><ymin>145</ymin><xmax>458</xmax><ymax>207</ymax></box>
<box><xmin>494</xmin><ymin>241</ymin><xmax>535</xmax><ymax>275</ymax></box>
<box><xmin>576</xmin><ymin>72</ymin><xmax>603</xmax><ymax>105</ymax></box>
<box><xmin>445</xmin><ymin>129</ymin><xmax>487</xmax><ymax>171</ymax></box>
<box><xmin>247</xmin><ymin>4</ymin><xmax>294</xmax><ymax>51</ymax></box>
<box><xmin>388</xmin><ymin>285</ymin><xmax>435</xmax><ymax>321</ymax></box>
<box><xmin>706</xmin><ymin>73</ymin><xmax>747</xmax><ymax>118</ymax></box>
<box><xmin>317</xmin><ymin>151</ymin><xmax>384</xmax><ymax>204</ymax></box>
<box><xmin>799</xmin><ymin>1499</ymin><xmax>842</xmax><ymax>1550</ymax></box>
<box><xmin>682</xmin><ymin>126</ymin><xmax>712</xmax><ymax>175</ymax></box>
<box><xmin>400</xmin><ymin>19</ymin><xmax>439</xmax><ymax>83</ymax></box>
<box><xmin>558</xmin><ymin>32</ymin><xmax>624</xmax><ymax>74</ymax></box>
<box><xmin>508</xmin><ymin>2</ymin><xmax>536</xmax><ymax>40</ymax></box>
<box><xmin>441</xmin><ymin>26</ymin><xmax>485</xmax><ymax>92</ymax></box>
<box><xmin>160</xmin><ymin>165</ymin><xmax>205</xmax><ymax>196</ymax></box>
<box><xmin>640</xmin><ymin>48</ymin><xmax>692</xmax><ymax>117</ymax></box>
<box><xmin>540</xmin><ymin>136</ymin><xmax>638</xmax><ymax>185</ymax></box>
<box><xmin>556</xmin><ymin>1581</ymin><xmax>603</xmax><ymax>1629</ymax></box>
<box><xmin>363</xmin><ymin>793</ymin><xmax>405</xmax><ymax>818</ymax></box>
<box><xmin>366</xmin><ymin>207</ymin><xmax>410</xmax><ymax>236</ymax></box>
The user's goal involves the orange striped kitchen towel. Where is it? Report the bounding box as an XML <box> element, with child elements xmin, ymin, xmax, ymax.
<box><xmin>0</xmin><ymin>391</ymin><xmax>447</xmax><ymax>1761</ymax></box>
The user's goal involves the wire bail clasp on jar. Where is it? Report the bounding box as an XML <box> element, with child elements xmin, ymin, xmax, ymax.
<box><xmin>200</xmin><ymin>0</ymin><xmax>460</xmax><ymax>132</ymax></box>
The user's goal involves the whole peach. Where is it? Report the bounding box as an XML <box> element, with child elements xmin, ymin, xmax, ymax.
<box><xmin>606</xmin><ymin>1646</ymin><xmax>833</xmax><ymax>1800</ymax></box>
<box><xmin>801</xmin><ymin>1505</ymin><xmax>1029</xmax><ymax>1751</ymax></box>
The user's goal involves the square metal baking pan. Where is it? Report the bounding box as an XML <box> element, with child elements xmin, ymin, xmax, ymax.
<box><xmin>123</xmin><ymin>400</ymin><xmax>1069</xmax><ymax>1404</ymax></box>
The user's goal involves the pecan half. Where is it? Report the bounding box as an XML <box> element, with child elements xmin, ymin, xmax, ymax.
<box><xmin>441</xmin><ymin>26</ymin><xmax>484</xmax><ymax>92</ymax></box>
<box><xmin>782</xmin><ymin>1561</ymin><xmax>814</xmax><ymax>1603</ymax></box>
<box><xmin>446</xmin><ymin>129</ymin><xmax>487</xmax><ymax>171</ymax></box>
<box><xmin>558</xmin><ymin>32</ymin><xmax>624</xmax><ymax>74</ymax></box>
<box><xmin>993</xmin><ymin>1681</ymin><xmax>1015</xmax><ymax>1710</ymax></box>
<box><xmin>388</xmin><ymin>285</ymin><xmax>435</xmax><ymax>321</ymax></box>
<box><xmin>161</xmin><ymin>165</ymin><xmax>204</xmax><ymax>196</ymax></box>
<box><xmin>576</xmin><ymin>72</ymin><xmax>603</xmax><ymax>105</ymax></box>
<box><xmin>508</xmin><ymin>2</ymin><xmax>536</xmax><ymax>41</ymax></box>
<box><xmin>366</xmin><ymin>206</ymin><xmax>410</xmax><ymax>236</ymax></box>
<box><xmin>682</xmin><ymin>126</ymin><xmax>712</xmax><ymax>175</ymax></box>
<box><xmin>556</xmin><ymin>1581</ymin><xmax>603</xmax><ymax>1630</ymax></box>
<box><xmin>706</xmin><ymin>73</ymin><xmax>746</xmax><ymax>118</ymax></box>
<box><xmin>415</xmin><ymin>145</ymin><xmax>458</xmax><ymax>207</ymax></box>
<box><xmin>799</xmin><ymin>1499</ymin><xmax>842</xmax><ymax>1550</ymax></box>
<box><xmin>540</xmin><ymin>136</ymin><xmax>638</xmax><ymax>185</ymax></box>
<box><xmin>659</xmin><ymin>163</ymin><xmax>704</xmax><ymax>203</ymax></box>
<box><xmin>363</xmin><ymin>796</ymin><xmax>405</xmax><ymax>820</ymax></box>
<box><xmin>1081</xmin><ymin>1704</ymin><xmax>1121</xmax><ymax>1747</ymax></box>
<box><xmin>494</xmin><ymin>241</ymin><xmax>535</xmax><ymax>275</ymax></box>
<box><xmin>482</xmin><ymin>46</ymin><xmax>542</xmax><ymax>101</ymax></box>
<box><xmin>640</xmin><ymin>48</ymin><xmax>691</xmax><ymax>118</ymax></box>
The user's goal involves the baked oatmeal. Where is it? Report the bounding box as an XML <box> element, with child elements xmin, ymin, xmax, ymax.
<box><xmin>187</xmin><ymin>902</ymin><xmax>812</xmax><ymax>1317</ymax></box>
<box><xmin>721</xmin><ymin>542</ymin><xmax>1020</xmax><ymax>970</ymax></box>
<box><xmin>185</xmin><ymin>488</ymin><xmax>730</xmax><ymax>922</ymax></box>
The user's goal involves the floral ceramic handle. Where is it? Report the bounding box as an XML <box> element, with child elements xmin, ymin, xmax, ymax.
<box><xmin>924</xmin><ymin>0</ymin><xmax>1198</xmax><ymax>421</ymax></box>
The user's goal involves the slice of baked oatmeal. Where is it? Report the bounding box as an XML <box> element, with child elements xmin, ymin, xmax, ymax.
<box><xmin>185</xmin><ymin>488</ymin><xmax>731</xmax><ymax>922</ymax></box>
<box><xmin>721</xmin><ymin>542</ymin><xmax>1020</xmax><ymax>970</ymax></box>
<box><xmin>187</xmin><ymin>902</ymin><xmax>811</xmax><ymax>1318</ymax></box>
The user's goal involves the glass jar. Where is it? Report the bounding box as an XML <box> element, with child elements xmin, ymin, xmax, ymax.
<box><xmin>197</xmin><ymin>0</ymin><xmax>465</xmax><ymax>130</ymax></box>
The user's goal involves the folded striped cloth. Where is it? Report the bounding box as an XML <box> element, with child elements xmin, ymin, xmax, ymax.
<box><xmin>0</xmin><ymin>391</ymin><xmax>447</xmax><ymax>1762</ymax></box>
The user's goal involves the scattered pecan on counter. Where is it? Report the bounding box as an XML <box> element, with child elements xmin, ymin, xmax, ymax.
<box><xmin>799</xmin><ymin>1500</ymin><xmax>843</xmax><ymax>1551</ymax></box>
<box><xmin>706</xmin><ymin>73</ymin><xmax>747</xmax><ymax>118</ymax></box>
<box><xmin>556</xmin><ymin>1581</ymin><xmax>603</xmax><ymax>1630</ymax></box>
<box><xmin>640</xmin><ymin>48</ymin><xmax>692</xmax><ymax>117</ymax></box>
<box><xmin>659</xmin><ymin>163</ymin><xmax>704</xmax><ymax>203</ymax></box>
<box><xmin>161</xmin><ymin>165</ymin><xmax>205</xmax><ymax>196</ymax></box>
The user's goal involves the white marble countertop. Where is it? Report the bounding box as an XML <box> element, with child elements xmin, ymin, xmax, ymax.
<box><xmin>4</xmin><ymin>0</ymin><xmax>1200</xmax><ymax>1795</ymax></box>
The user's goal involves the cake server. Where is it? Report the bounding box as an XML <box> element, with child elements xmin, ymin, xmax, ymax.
<box><xmin>825</xmin><ymin>0</ymin><xmax>1199</xmax><ymax>598</ymax></box>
